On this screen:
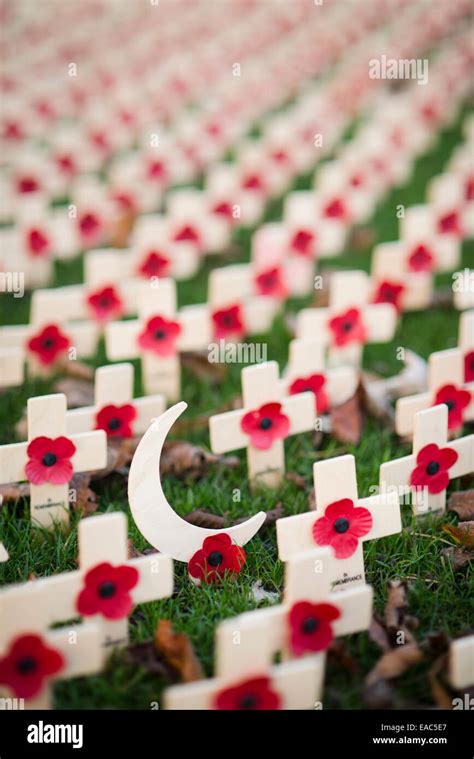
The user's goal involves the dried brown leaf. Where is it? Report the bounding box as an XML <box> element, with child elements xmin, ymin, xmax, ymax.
<box><xmin>90</xmin><ymin>438</ymin><xmax>139</xmax><ymax>480</ymax></box>
<box><xmin>0</xmin><ymin>482</ymin><xmax>30</xmax><ymax>502</ymax></box>
<box><xmin>160</xmin><ymin>440</ymin><xmax>239</xmax><ymax>479</ymax></box>
<box><xmin>330</xmin><ymin>391</ymin><xmax>364</xmax><ymax>444</ymax></box>
<box><xmin>108</xmin><ymin>212</ymin><xmax>135</xmax><ymax>248</ymax></box>
<box><xmin>125</xmin><ymin>641</ymin><xmax>174</xmax><ymax>679</ymax></box>
<box><xmin>328</xmin><ymin>639</ymin><xmax>359</xmax><ymax>675</ymax></box>
<box><xmin>441</xmin><ymin>545</ymin><xmax>474</xmax><ymax>570</ymax></box>
<box><xmin>366</xmin><ymin>643</ymin><xmax>423</xmax><ymax>687</ymax></box>
<box><xmin>384</xmin><ymin>579</ymin><xmax>417</xmax><ymax>645</ymax></box>
<box><xmin>428</xmin><ymin>654</ymin><xmax>452</xmax><ymax>709</ymax></box>
<box><xmin>184</xmin><ymin>510</ymin><xmax>226</xmax><ymax>529</ymax></box>
<box><xmin>285</xmin><ymin>471</ymin><xmax>309</xmax><ymax>490</ymax></box>
<box><xmin>56</xmin><ymin>357</ymin><xmax>94</xmax><ymax>380</ymax></box>
<box><xmin>348</xmin><ymin>225</ymin><xmax>377</xmax><ymax>251</ymax></box>
<box><xmin>442</xmin><ymin>522</ymin><xmax>474</xmax><ymax>548</ymax></box>
<box><xmin>368</xmin><ymin>615</ymin><xmax>391</xmax><ymax>652</ymax></box>
<box><xmin>181</xmin><ymin>351</ymin><xmax>227</xmax><ymax>382</ymax></box>
<box><xmin>69</xmin><ymin>473</ymin><xmax>99</xmax><ymax>516</ymax></box>
<box><xmin>234</xmin><ymin>501</ymin><xmax>284</xmax><ymax>527</ymax></box>
<box><xmin>448</xmin><ymin>490</ymin><xmax>474</xmax><ymax>521</ymax></box>
<box><xmin>154</xmin><ymin>620</ymin><xmax>203</xmax><ymax>683</ymax></box>
<box><xmin>53</xmin><ymin>378</ymin><xmax>94</xmax><ymax>408</ymax></box>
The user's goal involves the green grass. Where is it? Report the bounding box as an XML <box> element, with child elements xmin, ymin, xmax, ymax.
<box><xmin>0</xmin><ymin>108</ymin><xmax>473</xmax><ymax>710</ymax></box>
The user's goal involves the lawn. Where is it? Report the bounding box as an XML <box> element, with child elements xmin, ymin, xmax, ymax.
<box><xmin>0</xmin><ymin>105</ymin><xmax>472</xmax><ymax>710</ymax></box>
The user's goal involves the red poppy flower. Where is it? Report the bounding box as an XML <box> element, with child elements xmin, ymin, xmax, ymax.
<box><xmin>437</xmin><ymin>211</ymin><xmax>462</xmax><ymax>236</ymax></box>
<box><xmin>147</xmin><ymin>160</ymin><xmax>167</xmax><ymax>182</ymax></box>
<box><xmin>328</xmin><ymin>308</ymin><xmax>367</xmax><ymax>347</ymax></box>
<box><xmin>373</xmin><ymin>280</ymin><xmax>405</xmax><ymax>312</ymax></box>
<box><xmin>288</xmin><ymin>601</ymin><xmax>341</xmax><ymax>656</ymax></box>
<box><xmin>137</xmin><ymin>251</ymin><xmax>171</xmax><ymax>279</ymax></box>
<box><xmin>289</xmin><ymin>373</ymin><xmax>329</xmax><ymax>413</ymax></box>
<box><xmin>188</xmin><ymin>533</ymin><xmax>246</xmax><ymax>584</ymax></box>
<box><xmin>464</xmin><ymin>351</ymin><xmax>474</xmax><ymax>383</ymax></box>
<box><xmin>137</xmin><ymin>314</ymin><xmax>181</xmax><ymax>357</ymax></box>
<box><xmin>78</xmin><ymin>212</ymin><xmax>102</xmax><ymax>242</ymax></box>
<box><xmin>55</xmin><ymin>153</ymin><xmax>76</xmax><ymax>176</ymax></box>
<box><xmin>254</xmin><ymin>267</ymin><xmax>288</xmax><ymax>299</ymax></box>
<box><xmin>172</xmin><ymin>224</ymin><xmax>201</xmax><ymax>248</ymax></box>
<box><xmin>95</xmin><ymin>403</ymin><xmax>137</xmax><ymax>438</ymax></box>
<box><xmin>349</xmin><ymin>172</ymin><xmax>365</xmax><ymax>187</ymax></box>
<box><xmin>407</xmin><ymin>244</ymin><xmax>435</xmax><ymax>272</ymax></box>
<box><xmin>0</xmin><ymin>634</ymin><xmax>64</xmax><ymax>699</ymax></box>
<box><xmin>76</xmin><ymin>562</ymin><xmax>139</xmax><ymax>620</ymax></box>
<box><xmin>240</xmin><ymin>402</ymin><xmax>290</xmax><ymax>450</ymax></box>
<box><xmin>212</xmin><ymin>201</ymin><xmax>233</xmax><ymax>220</ymax></box>
<box><xmin>27</xmin><ymin>323</ymin><xmax>70</xmax><ymax>365</ymax></box>
<box><xmin>323</xmin><ymin>197</ymin><xmax>348</xmax><ymax>220</ymax></box>
<box><xmin>312</xmin><ymin>498</ymin><xmax>373</xmax><ymax>559</ymax></box>
<box><xmin>17</xmin><ymin>176</ymin><xmax>39</xmax><ymax>194</ymax></box>
<box><xmin>26</xmin><ymin>227</ymin><xmax>50</xmax><ymax>257</ymax></box>
<box><xmin>410</xmin><ymin>443</ymin><xmax>458</xmax><ymax>495</ymax></box>
<box><xmin>212</xmin><ymin>304</ymin><xmax>245</xmax><ymax>339</ymax></box>
<box><xmin>25</xmin><ymin>436</ymin><xmax>76</xmax><ymax>485</ymax></box>
<box><xmin>213</xmin><ymin>675</ymin><xmax>281</xmax><ymax>710</ymax></box>
<box><xmin>87</xmin><ymin>285</ymin><xmax>124</xmax><ymax>323</ymax></box>
<box><xmin>112</xmin><ymin>193</ymin><xmax>136</xmax><ymax>213</ymax></box>
<box><xmin>242</xmin><ymin>174</ymin><xmax>265</xmax><ymax>192</ymax></box>
<box><xmin>465</xmin><ymin>177</ymin><xmax>474</xmax><ymax>202</ymax></box>
<box><xmin>271</xmin><ymin>149</ymin><xmax>289</xmax><ymax>164</ymax></box>
<box><xmin>433</xmin><ymin>384</ymin><xmax>471</xmax><ymax>429</ymax></box>
<box><xmin>290</xmin><ymin>228</ymin><xmax>315</xmax><ymax>257</ymax></box>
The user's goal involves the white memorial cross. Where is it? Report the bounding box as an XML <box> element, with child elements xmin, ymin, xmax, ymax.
<box><xmin>400</xmin><ymin>204</ymin><xmax>461</xmax><ymax>274</ymax></box>
<box><xmin>209</xmin><ymin>361</ymin><xmax>315</xmax><ymax>488</ymax></box>
<box><xmin>371</xmin><ymin>242</ymin><xmax>433</xmax><ymax>312</ymax></box>
<box><xmin>0</xmin><ymin>394</ymin><xmax>106</xmax><ymax>528</ymax></box>
<box><xmin>283</xmin><ymin>191</ymin><xmax>347</xmax><ymax>258</ymax></box>
<box><xmin>381</xmin><ymin>405</ymin><xmax>474</xmax><ymax>516</ymax></box>
<box><xmin>276</xmin><ymin>454</ymin><xmax>401</xmax><ymax>590</ymax></box>
<box><xmin>129</xmin><ymin>214</ymin><xmax>200</xmax><ymax>281</ymax></box>
<box><xmin>14</xmin><ymin>512</ymin><xmax>174</xmax><ymax>653</ymax></box>
<box><xmin>0</xmin><ymin>347</ymin><xmax>24</xmax><ymax>388</ymax></box>
<box><xmin>216</xmin><ymin>547</ymin><xmax>373</xmax><ymax>671</ymax></box>
<box><xmin>296</xmin><ymin>271</ymin><xmax>397</xmax><ymax>367</ymax></box>
<box><xmin>166</xmin><ymin>189</ymin><xmax>230</xmax><ymax>255</ymax></box>
<box><xmin>66</xmin><ymin>363</ymin><xmax>166</xmax><ymax>437</ymax></box>
<box><xmin>164</xmin><ymin>618</ymin><xmax>323</xmax><ymax>710</ymax></box>
<box><xmin>281</xmin><ymin>337</ymin><xmax>359</xmax><ymax>413</ymax></box>
<box><xmin>0</xmin><ymin>581</ymin><xmax>105</xmax><ymax>709</ymax></box>
<box><xmin>396</xmin><ymin>348</ymin><xmax>474</xmax><ymax>437</ymax></box>
<box><xmin>105</xmin><ymin>279</ymin><xmax>210</xmax><ymax>400</ymax></box>
<box><xmin>449</xmin><ymin>635</ymin><xmax>474</xmax><ymax>691</ymax></box>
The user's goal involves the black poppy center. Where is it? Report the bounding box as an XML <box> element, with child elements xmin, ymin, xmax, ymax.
<box><xmin>426</xmin><ymin>461</ymin><xmax>440</xmax><ymax>476</ymax></box>
<box><xmin>154</xmin><ymin>329</ymin><xmax>166</xmax><ymax>340</ymax></box>
<box><xmin>383</xmin><ymin>289</ymin><xmax>395</xmax><ymax>300</ymax></box>
<box><xmin>208</xmin><ymin>551</ymin><xmax>223</xmax><ymax>567</ymax></box>
<box><xmin>341</xmin><ymin>321</ymin><xmax>353</xmax><ymax>333</ymax></box>
<box><xmin>263</xmin><ymin>274</ymin><xmax>276</xmax><ymax>287</ymax></box>
<box><xmin>334</xmin><ymin>517</ymin><xmax>350</xmax><ymax>534</ymax></box>
<box><xmin>100</xmin><ymin>296</ymin><xmax>111</xmax><ymax>308</ymax></box>
<box><xmin>42</xmin><ymin>338</ymin><xmax>55</xmax><ymax>349</ymax></box>
<box><xmin>108</xmin><ymin>418</ymin><xmax>121</xmax><ymax>431</ymax></box>
<box><xmin>221</xmin><ymin>314</ymin><xmax>234</xmax><ymax>327</ymax></box>
<box><xmin>16</xmin><ymin>656</ymin><xmax>37</xmax><ymax>675</ymax></box>
<box><xmin>239</xmin><ymin>693</ymin><xmax>258</xmax><ymax>710</ymax></box>
<box><xmin>444</xmin><ymin>400</ymin><xmax>455</xmax><ymax>411</ymax></box>
<box><xmin>98</xmin><ymin>581</ymin><xmax>116</xmax><ymax>599</ymax></box>
<box><xmin>259</xmin><ymin>417</ymin><xmax>273</xmax><ymax>431</ymax></box>
<box><xmin>42</xmin><ymin>452</ymin><xmax>57</xmax><ymax>467</ymax></box>
<box><xmin>301</xmin><ymin>616</ymin><xmax>319</xmax><ymax>634</ymax></box>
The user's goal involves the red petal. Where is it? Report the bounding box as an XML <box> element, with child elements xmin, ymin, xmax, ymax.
<box><xmin>26</xmin><ymin>436</ymin><xmax>52</xmax><ymax>458</ymax></box>
<box><xmin>324</xmin><ymin>498</ymin><xmax>354</xmax><ymax>521</ymax></box>
<box><xmin>25</xmin><ymin>459</ymin><xmax>48</xmax><ymax>485</ymax></box>
<box><xmin>348</xmin><ymin>507</ymin><xmax>373</xmax><ymax>538</ymax></box>
<box><xmin>51</xmin><ymin>436</ymin><xmax>76</xmax><ymax>459</ymax></box>
<box><xmin>331</xmin><ymin>533</ymin><xmax>359</xmax><ymax>559</ymax></box>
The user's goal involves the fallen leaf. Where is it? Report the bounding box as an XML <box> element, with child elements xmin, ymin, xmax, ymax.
<box><xmin>125</xmin><ymin>641</ymin><xmax>174</xmax><ymax>679</ymax></box>
<box><xmin>448</xmin><ymin>490</ymin><xmax>474</xmax><ymax>521</ymax></box>
<box><xmin>160</xmin><ymin>440</ymin><xmax>239</xmax><ymax>479</ymax></box>
<box><xmin>368</xmin><ymin>615</ymin><xmax>391</xmax><ymax>652</ymax></box>
<box><xmin>184</xmin><ymin>510</ymin><xmax>226</xmax><ymax>529</ymax></box>
<box><xmin>69</xmin><ymin>473</ymin><xmax>99</xmax><ymax>516</ymax></box>
<box><xmin>384</xmin><ymin>579</ymin><xmax>417</xmax><ymax>645</ymax></box>
<box><xmin>154</xmin><ymin>620</ymin><xmax>203</xmax><ymax>683</ymax></box>
<box><xmin>108</xmin><ymin>211</ymin><xmax>135</xmax><ymax>248</ymax></box>
<box><xmin>361</xmin><ymin>352</ymin><xmax>427</xmax><ymax>416</ymax></box>
<box><xmin>441</xmin><ymin>545</ymin><xmax>474</xmax><ymax>569</ymax></box>
<box><xmin>250</xmin><ymin>580</ymin><xmax>279</xmax><ymax>605</ymax></box>
<box><xmin>0</xmin><ymin>482</ymin><xmax>30</xmax><ymax>502</ymax></box>
<box><xmin>329</xmin><ymin>390</ymin><xmax>364</xmax><ymax>444</ymax></box>
<box><xmin>348</xmin><ymin>225</ymin><xmax>376</xmax><ymax>251</ymax></box>
<box><xmin>366</xmin><ymin>642</ymin><xmax>423</xmax><ymax>687</ymax></box>
<box><xmin>359</xmin><ymin>373</ymin><xmax>395</xmax><ymax>427</ymax></box>
<box><xmin>442</xmin><ymin>522</ymin><xmax>474</xmax><ymax>548</ymax></box>
<box><xmin>428</xmin><ymin>654</ymin><xmax>453</xmax><ymax>709</ymax></box>
<box><xmin>53</xmin><ymin>378</ymin><xmax>94</xmax><ymax>408</ymax></box>
<box><xmin>56</xmin><ymin>357</ymin><xmax>95</xmax><ymax>380</ymax></box>
<box><xmin>285</xmin><ymin>471</ymin><xmax>309</xmax><ymax>491</ymax></box>
<box><xmin>181</xmin><ymin>351</ymin><xmax>227</xmax><ymax>382</ymax></box>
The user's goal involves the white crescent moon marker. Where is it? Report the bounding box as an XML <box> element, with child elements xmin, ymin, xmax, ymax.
<box><xmin>128</xmin><ymin>402</ymin><xmax>267</xmax><ymax>562</ymax></box>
